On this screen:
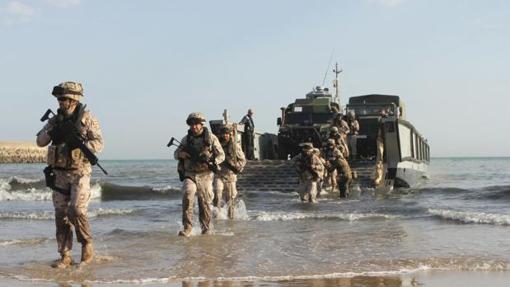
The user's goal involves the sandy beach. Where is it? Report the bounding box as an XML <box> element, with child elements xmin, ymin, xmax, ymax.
<box><xmin>1</xmin><ymin>271</ymin><xmax>510</xmax><ymax>286</ymax></box>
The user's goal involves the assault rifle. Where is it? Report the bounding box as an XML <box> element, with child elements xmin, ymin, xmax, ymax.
<box><xmin>166</xmin><ymin>137</ymin><xmax>219</xmax><ymax>181</ymax></box>
<box><xmin>40</xmin><ymin>108</ymin><xmax>108</xmax><ymax>175</ymax></box>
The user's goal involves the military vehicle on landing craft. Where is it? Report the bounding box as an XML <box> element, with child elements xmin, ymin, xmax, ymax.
<box><xmin>205</xmin><ymin>62</ymin><xmax>430</xmax><ymax>191</ymax></box>
<box><xmin>276</xmin><ymin>86</ymin><xmax>340</xmax><ymax>159</ymax></box>
<box><xmin>207</xmin><ymin>92</ymin><xmax>430</xmax><ymax>192</ymax></box>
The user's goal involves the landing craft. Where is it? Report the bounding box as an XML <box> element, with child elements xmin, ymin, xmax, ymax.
<box><xmin>206</xmin><ymin>81</ymin><xmax>429</xmax><ymax>191</ymax></box>
<box><xmin>346</xmin><ymin>94</ymin><xmax>430</xmax><ymax>189</ymax></box>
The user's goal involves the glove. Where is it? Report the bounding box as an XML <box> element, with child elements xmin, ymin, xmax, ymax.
<box><xmin>199</xmin><ymin>150</ymin><xmax>211</xmax><ymax>162</ymax></box>
<box><xmin>48</xmin><ymin>121</ymin><xmax>75</xmax><ymax>144</ymax></box>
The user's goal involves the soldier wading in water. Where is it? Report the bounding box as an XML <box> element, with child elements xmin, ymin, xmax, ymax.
<box><xmin>36</xmin><ymin>81</ymin><xmax>103</xmax><ymax>268</ymax></box>
<box><xmin>213</xmin><ymin>125</ymin><xmax>246</xmax><ymax>219</ymax></box>
<box><xmin>292</xmin><ymin>143</ymin><xmax>324</xmax><ymax>203</ymax></box>
<box><xmin>175</xmin><ymin>113</ymin><xmax>225</xmax><ymax>237</ymax></box>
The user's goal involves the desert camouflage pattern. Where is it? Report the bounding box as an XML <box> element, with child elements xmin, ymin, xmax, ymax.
<box><xmin>186</xmin><ymin>112</ymin><xmax>206</xmax><ymax>125</ymax></box>
<box><xmin>36</xmin><ymin>108</ymin><xmax>103</xmax><ymax>257</ymax></box>
<box><xmin>213</xmin><ymin>139</ymin><xmax>246</xmax><ymax>217</ymax></box>
<box><xmin>52</xmin><ymin>171</ymin><xmax>92</xmax><ymax>254</ymax></box>
<box><xmin>182</xmin><ymin>173</ymin><xmax>214</xmax><ymax>233</ymax></box>
<box><xmin>374</xmin><ymin>118</ymin><xmax>385</xmax><ymax>186</ymax></box>
<box><xmin>329</xmin><ymin>132</ymin><xmax>350</xmax><ymax>159</ymax></box>
<box><xmin>346</xmin><ymin>117</ymin><xmax>360</xmax><ymax>158</ymax></box>
<box><xmin>37</xmin><ymin>111</ymin><xmax>103</xmax><ymax>174</ymax></box>
<box><xmin>216</xmin><ymin>139</ymin><xmax>246</xmax><ymax>183</ymax></box>
<box><xmin>292</xmin><ymin>148</ymin><xmax>324</xmax><ymax>203</ymax></box>
<box><xmin>175</xmin><ymin>130</ymin><xmax>225</xmax><ymax>233</ymax></box>
<box><xmin>174</xmin><ymin>132</ymin><xmax>224</xmax><ymax>179</ymax></box>
<box><xmin>324</xmin><ymin>143</ymin><xmax>352</xmax><ymax>198</ymax></box>
<box><xmin>332</xmin><ymin>117</ymin><xmax>350</xmax><ymax>137</ymax></box>
<box><xmin>53</xmin><ymin>81</ymin><xmax>84</xmax><ymax>101</ymax></box>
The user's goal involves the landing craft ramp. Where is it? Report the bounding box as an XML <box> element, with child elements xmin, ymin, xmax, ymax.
<box><xmin>237</xmin><ymin>159</ymin><xmax>375</xmax><ymax>192</ymax></box>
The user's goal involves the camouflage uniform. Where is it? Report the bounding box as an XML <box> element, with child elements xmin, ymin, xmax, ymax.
<box><xmin>292</xmin><ymin>143</ymin><xmax>324</xmax><ymax>203</ymax></box>
<box><xmin>332</xmin><ymin>114</ymin><xmax>350</xmax><ymax>140</ymax></box>
<box><xmin>329</xmin><ymin>127</ymin><xmax>350</xmax><ymax>159</ymax></box>
<box><xmin>374</xmin><ymin>111</ymin><xmax>387</xmax><ymax>186</ymax></box>
<box><xmin>213</xmin><ymin>125</ymin><xmax>246</xmax><ymax>219</ymax></box>
<box><xmin>324</xmin><ymin>139</ymin><xmax>352</xmax><ymax>198</ymax></box>
<box><xmin>36</xmin><ymin>81</ymin><xmax>103</xmax><ymax>267</ymax></box>
<box><xmin>346</xmin><ymin>111</ymin><xmax>360</xmax><ymax>159</ymax></box>
<box><xmin>175</xmin><ymin>113</ymin><xmax>225</xmax><ymax>236</ymax></box>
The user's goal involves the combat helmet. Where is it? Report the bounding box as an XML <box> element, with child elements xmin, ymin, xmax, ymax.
<box><xmin>219</xmin><ymin>124</ymin><xmax>232</xmax><ymax>134</ymax></box>
<box><xmin>327</xmin><ymin>139</ymin><xmax>336</xmax><ymax>146</ymax></box>
<box><xmin>52</xmin><ymin>81</ymin><xmax>83</xmax><ymax>101</ymax></box>
<box><xmin>299</xmin><ymin>142</ymin><xmax>314</xmax><ymax>150</ymax></box>
<box><xmin>330</xmin><ymin>126</ymin><xmax>339</xmax><ymax>134</ymax></box>
<box><xmin>186</xmin><ymin>112</ymin><xmax>206</xmax><ymax>125</ymax></box>
<box><xmin>347</xmin><ymin>110</ymin><xmax>356</xmax><ymax>119</ymax></box>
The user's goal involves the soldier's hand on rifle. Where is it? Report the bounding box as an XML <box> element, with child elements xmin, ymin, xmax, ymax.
<box><xmin>199</xmin><ymin>150</ymin><xmax>211</xmax><ymax>162</ymax></box>
<box><xmin>47</xmin><ymin>126</ymin><xmax>64</xmax><ymax>142</ymax></box>
<box><xmin>178</xmin><ymin>151</ymin><xmax>190</xmax><ymax>159</ymax></box>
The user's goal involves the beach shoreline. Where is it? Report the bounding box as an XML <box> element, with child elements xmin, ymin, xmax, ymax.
<box><xmin>1</xmin><ymin>270</ymin><xmax>510</xmax><ymax>287</ymax></box>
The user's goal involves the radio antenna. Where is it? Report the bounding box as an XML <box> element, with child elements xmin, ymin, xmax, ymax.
<box><xmin>333</xmin><ymin>62</ymin><xmax>343</xmax><ymax>105</ymax></box>
<box><xmin>321</xmin><ymin>49</ymin><xmax>335</xmax><ymax>86</ymax></box>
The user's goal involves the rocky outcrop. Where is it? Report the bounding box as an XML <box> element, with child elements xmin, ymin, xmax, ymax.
<box><xmin>0</xmin><ymin>142</ymin><xmax>46</xmax><ymax>163</ymax></box>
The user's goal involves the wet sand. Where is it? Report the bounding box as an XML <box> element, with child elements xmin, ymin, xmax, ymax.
<box><xmin>1</xmin><ymin>271</ymin><xmax>510</xmax><ymax>286</ymax></box>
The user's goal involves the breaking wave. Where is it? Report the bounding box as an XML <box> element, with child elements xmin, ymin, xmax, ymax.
<box><xmin>252</xmin><ymin>211</ymin><xmax>397</xmax><ymax>222</ymax></box>
<box><xmin>0</xmin><ymin>238</ymin><xmax>47</xmax><ymax>247</ymax></box>
<box><xmin>0</xmin><ymin>176</ymin><xmax>180</xmax><ymax>201</ymax></box>
<box><xmin>428</xmin><ymin>209</ymin><xmax>510</xmax><ymax>225</ymax></box>
<box><xmin>465</xmin><ymin>185</ymin><xmax>510</xmax><ymax>201</ymax></box>
<box><xmin>0</xmin><ymin>181</ymin><xmax>102</xmax><ymax>201</ymax></box>
<box><xmin>100</xmin><ymin>182</ymin><xmax>180</xmax><ymax>200</ymax></box>
<box><xmin>0</xmin><ymin>208</ymin><xmax>136</xmax><ymax>220</ymax></box>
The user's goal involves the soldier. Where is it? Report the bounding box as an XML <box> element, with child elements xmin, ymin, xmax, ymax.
<box><xmin>332</xmin><ymin>113</ymin><xmax>350</xmax><ymax>140</ymax></box>
<box><xmin>374</xmin><ymin>109</ymin><xmax>388</xmax><ymax>187</ymax></box>
<box><xmin>36</xmin><ymin>81</ymin><xmax>103</xmax><ymax>268</ymax></box>
<box><xmin>346</xmin><ymin>110</ymin><xmax>360</xmax><ymax>160</ymax></box>
<box><xmin>175</xmin><ymin>113</ymin><xmax>225</xmax><ymax>236</ymax></box>
<box><xmin>323</xmin><ymin>139</ymin><xmax>352</xmax><ymax>198</ymax></box>
<box><xmin>292</xmin><ymin>143</ymin><xmax>324</xmax><ymax>203</ymax></box>
<box><xmin>213</xmin><ymin>125</ymin><xmax>246</xmax><ymax>219</ymax></box>
<box><xmin>239</xmin><ymin>109</ymin><xmax>255</xmax><ymax>160</ymax></box>
<box><xmin>329</xmin><ymin>126</ymin><xmax>350</xmax><ymax>160</ymax></box>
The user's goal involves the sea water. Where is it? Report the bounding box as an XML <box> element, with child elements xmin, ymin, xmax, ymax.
<box><xmin>0</xmin><ymin>158</ymin><xmax>509</xmax><ymax>286</ymax></box>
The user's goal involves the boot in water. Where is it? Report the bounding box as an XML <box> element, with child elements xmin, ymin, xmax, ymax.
<box><xmin>81</xmin><ymin>242</ymin><xmax>94</xmax><ymax>264</ymax></box>
<box><xmin>51</xmin><ymin>251</ymin><xmax>73</xmax><ymax>269</ymax></box>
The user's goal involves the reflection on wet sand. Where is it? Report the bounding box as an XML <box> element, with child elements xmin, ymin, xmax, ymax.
<box><xmin>181</xmin><ymin>276</ymin><xmax>403</xmax><ymax>287</ymax></box>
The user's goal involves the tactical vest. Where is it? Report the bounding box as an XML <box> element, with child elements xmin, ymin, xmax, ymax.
<box><xmin>220</xmin><ymin>140</ymin><xmax>234</xmax><ymax>163</ymax></box>
<box><xmin>46</xmin><ymin>104</ymin><xmax>89</xmax><ymax>170</ymax></box>
<box><xmin>184</xmin><ymin>128</ymin><xmax>213</xmax><ymax>173</ymax></box>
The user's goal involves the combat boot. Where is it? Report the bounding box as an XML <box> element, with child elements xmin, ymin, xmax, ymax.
<box><xmin>178</xmin><ymin>227</ymin><xmax>192</xmax><ymax>237</ymax></box>
<box><xmin>228</xmin><ymin>204</ymin><xmax>235</xmax><ymax>219</ymax></box>
<box><xmin>51</xmin><ymin>251</ymin><xmax>73</xmax><ymax>269</ymax></box>
<box><xmin>81</xmin><ymin>242</ymin><xmax>94</xmax><ymax>264</ymax></box>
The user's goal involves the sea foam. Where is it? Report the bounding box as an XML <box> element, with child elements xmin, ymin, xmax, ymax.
<box><xmin>0</xmin><ymin>178</ymin><xmax>102</xmax><ymax>201</ymax></box>
<box><xmin>428</xmin><ymin>208</ymin><xmax>510</xmax><ymax>225</ymax></box>
<box><xmin>252</xmin><ymin>211</ymin><xmax>396</xmax><ymax>222</ymax></box>
<box><xmin>0</xmin><ymin>208</ymin><xmax>135</xmax><ymax>220</ymax></box>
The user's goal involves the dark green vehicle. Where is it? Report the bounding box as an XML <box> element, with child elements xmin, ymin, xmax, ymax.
<box><xmin>276</xmin><ymin>86</ymin><xmax>340</xmax><ymax>159</ymax></box>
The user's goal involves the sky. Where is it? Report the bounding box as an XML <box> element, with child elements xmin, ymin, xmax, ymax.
<box><xmin>1</xmin><ymin>0</ymin><xmax>509</xmax><ymax>159</ymax></box>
